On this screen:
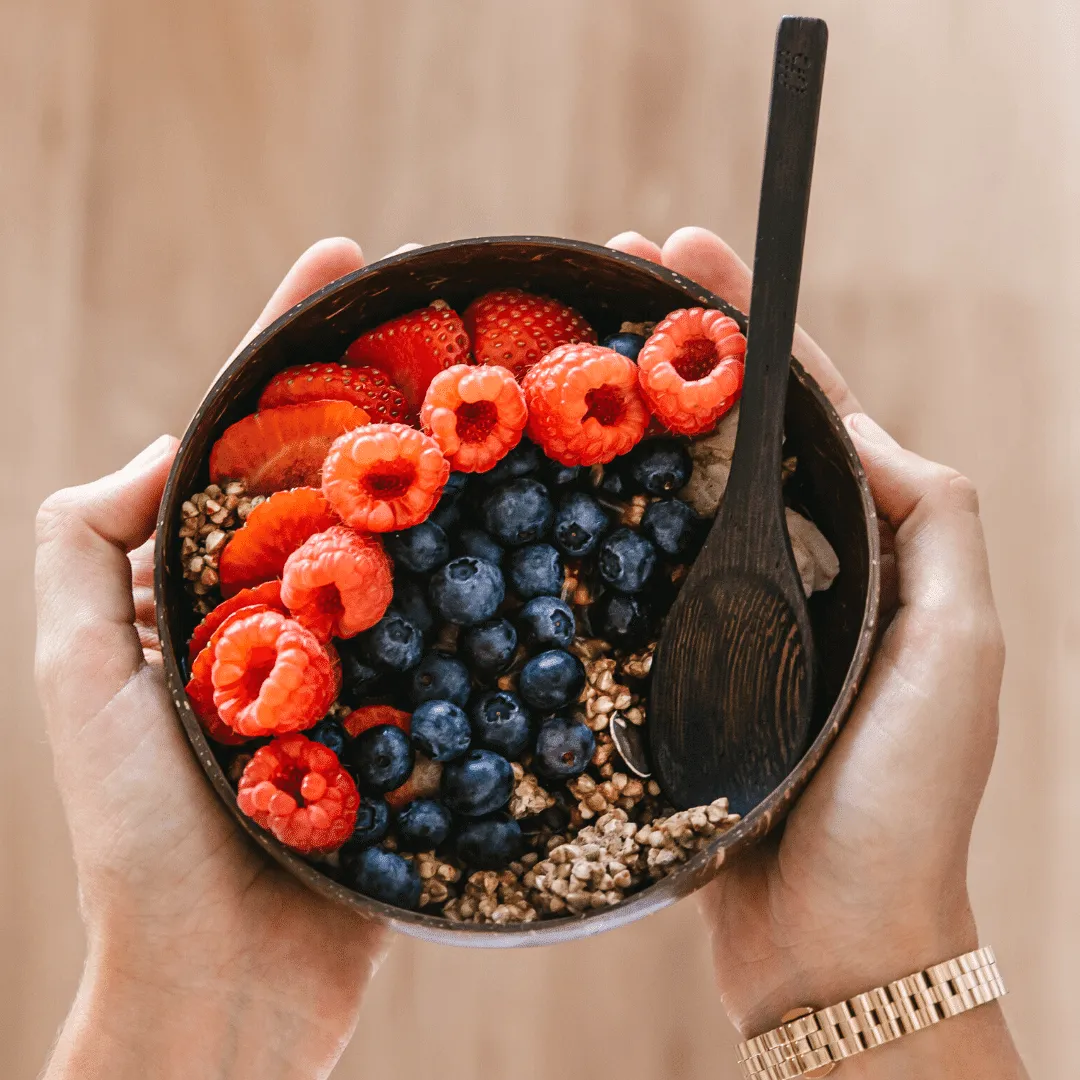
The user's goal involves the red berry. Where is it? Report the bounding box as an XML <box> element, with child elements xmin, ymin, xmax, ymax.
<box><xmin>321</xmin><ymin>423</ymin><xmax>450</xmax><ymax>532</ymax></box>
<box><xmin>218</xmin><ymin>487</ymin><xmax>339</xmax><ymax>598</ymax></box>
<box><xmin>188</xmin><ymin>580</ymin><xmax>287</xmax><ymax>663</ymax></box>
<box><xmin>464</xmin><ymin>288</ymin><xmax>597</xmax><ymax>380</ymax></box>
<box><xmin>237</xmin><ymin>734</ymin><xmax>360</xmax><ymax>853</ymax></box>
<box><xmin>420</xmin><ymin>364</ymin><xmax>527</xmax><ymax>473</ymax></box>
<box><xmin>342</xmin><ymin>704</ymin><xmax>412</xmax><ymax>738</ymax></box>
<box><xmin>281</xmin><ymin>525</ymin><xmax>393</xmax><ymax>641</ymax></box>
<box><xmin>344</xmin><ymin>301</ymin><xmax>470</xmax><ymax>412</ymax></box>
<box><xmin>384</xmin><ymin>753</ymin><xmax>443</xmax><ymax>810</ymax></box>
<box><xmin>522</xmin><ymin>344</ymin><xmax>650</xmax><ymax>466</ymax></box>
<box><xmin>209</xmin><ymin>401</ymin><xmax>371</xmax><ymax>495</ymax></box>
<box><xmin>637</xmin><ymin>308</ymin><xmax>745</xmax><ymax>435</ymax></box>
<box><xmin>259</xmin><ymin>363</ymin><xmax>409</xmax><ymax>423</ymax></box>
<box><xmin>211</xmin><ymin>609</ymin><xmax>337</xmax><ymax>737</ymax></box>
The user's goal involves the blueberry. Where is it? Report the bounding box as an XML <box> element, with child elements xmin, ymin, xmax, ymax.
<box><xmin>385</xmin><ymin>520</ymin><xmax>450</xmax><ymax>573</ymax></box>
<box><xmin>361</xmin><ymin>611</ymin><xmax>424</xmax><ymax>671</ymax></box>
<box><xmin>409</xmin><ymin>652</ymin><xmax>472</xmax><ymax>707</ymax></box>
<box><xmin>342</xmin><ymin>846</ymin><xmax>422</xmax><ymax>909</ymax></box>
<box><xmin>460</xmin><ymin>618</ymin><xmax>518</xmax><ymax>674</ymax></box>
<box><xmin>429</xmin><ymin>557</ymin><xmax>505</xmax><ymax>626</ymax></box>
<box><xmin>543</xmin><ymin>460</ymin><xmax>581</xmax><ymax>487</ymax></box>
<box><xmin>478</xmin><ymin>440</ymin><xmax>541</xmax><ymax>485</ymax></box>
<box><xmin>340</xmin><ymin>796</ymin><xmax>390</xmax><ymax>851</ymax></box>
<box><xmin>396</xmin><ymin>799</ymin><xmax>452</xmax><ymax>850</ymax></box>
<box><xmin>535</xmin><ymin>715</ymin><xmax>596</xmax><ymax>779</ymax></box>
<box><xmin>598</xmin><ymin>528</ymin><xmax>656</xmax><ymax>593</ymax></box>
<box><xmin>518</xmin><ymin>596</ymin><xmax>576</xmax><ymax>649</ymax></box>
<box><xmin>595</xmin><ymin>591</ymin><xmax>652</xmax><ymax>643</ymax></box>
<box><xmin>601</xmin><ymin>331</ymin><xmax>646</xmax><ymax>361</ymax></box>
<box><xmin>518</xmin><ymin>649</ymin><xmax>586</xmax><ymax>712</ymax></box>
<box><xmin>482</xmin><ymin>479</ymin><xmax>554</xmax><ymax>546</ymax></box>
<box><xmin>441</xmin><ymin>749</ymin><xmax>514</xmax><ymax>817</ymax></box>
<box><xmin>458</xmin><ymin>528</ymin><xmax>504</xmax><ymax>567</ymax></box>
<box><xmin>349</xmin><ymin>725</ymin><xmax>414</xmax><ymax>794</ymax></box>
<box><xmin>456</xmin><ymin>814</ymin><xmax>524</xmax><ymax>869</ymax></box>
<box><xmin>469</xmin><ymin>690</ymin><xmax>531</xmax><ymax>758</ymax></box>
<box><xmin>507</xmin><ymin>543</ymin><xmax>563</xmax><ymax>599</ymax></box>
<box><xmin>597</xmin><ymin>464</ymin><xmax>630</xmax><ymax>497</ymax></box>
<box><xmin>553</xmin><ymin>491</ymin><xmax>610</xmax><ymax>557</ymax></box>
<box><xmin>627</xmin><ymin>438</ymin><xmax>692</xmax><ymax>494</ymax></box>
<box><xmin>307</xmin><ymin>717</ymin><xmax>347</xmax><ymax>759</ymax></box>
<box><xmin>389</xmin><ymin>577</ymin><xmax>434</xmax><ymax>636</ymax></box>
<box><xmin>428</xmin><ymin>472</ymin><xmax>470</xmax><ymax>531</ymax></box>
<box><xmin>410</xmin><ymin>700</ymin><xmax>472</xmax><ymax>763</ymax></box>
<box><xmin>642</xmin><ymin>498</ymin><xmax>701</xmax><ymax>557</ymax></box>
<box><xmin>336</xmin><ymin>643</ymin><xmax>383</xmax><ymax>704</ymax></box>
<box><xmin>443</xmin><ymin>471</ymin><xmax>470</xmax><ymax>499</ymax></box>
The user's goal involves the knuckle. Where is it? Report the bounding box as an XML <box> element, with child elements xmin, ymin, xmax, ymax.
<box><xmin>922</xmin><ymin>464</ymin><xmax>981</xmax><ymax>516</ymax></box>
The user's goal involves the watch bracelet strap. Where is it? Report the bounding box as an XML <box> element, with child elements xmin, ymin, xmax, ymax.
<box><xmin>735</xmin><ymin>946</ymin><xmax>1007</xmax><ymax>1079</ymax></box>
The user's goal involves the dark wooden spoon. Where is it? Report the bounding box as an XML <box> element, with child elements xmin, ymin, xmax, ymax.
<box><xmin>649</xmin><ymin>16</ymin><xmax>828</xmax><ymax>814</ymax></box>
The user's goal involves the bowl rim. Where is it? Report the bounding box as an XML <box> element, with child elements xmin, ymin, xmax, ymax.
<box><xmin>154</xmin><ymin>234</ymin><xmax>880</xmax><ymax>946</ymax></box>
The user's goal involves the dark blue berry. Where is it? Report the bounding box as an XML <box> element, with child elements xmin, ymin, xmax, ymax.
<box><xmin>441</xmin><ymin>749</ymin><xmax>514</xmax><ymax>817</ymax></box>
<box><xmin>396</xmin><ymin>799</ymin><xmax>452</xmax><ymax>850</ymax></box>
<box><xmin>595</xmin><ymin>591</ymin><xmax>652</xmax><ymax>643</ymax></box>
<box><xmin>507</xmin><ymin>543</ymin><xmax>563</xmax><ymax>599</ymax></box>
<box><xmin>349</xmin><ymin>725</ymin><xmax>414</xmax><ymax>794</ymax></box>
<box><xmin>443</xmin><ymin>471</ymin><xmax>470</xmax><ymax>498</ymax></box>
<box><xmin>601</xmin><ymin>331</ymin><xmax>646</xmax><ymax>361</ymax></box>
<box><xmin>389</xmin><ymin>577</ymin><xmax>434</xmax><ymax>636</ymax></box>
<box><xmin>340</xmin><ymin>796</ymin><xmax>390</xmax><ymax>851</ymax></box>
<box><xmin>410</xmin><ymin>699</ymin><xmax>472</xmax><ymax>763</ymax></box>
<box><xmin>457</xmin><ymin>528</ymin><xmax>504</xmax><ymax>567</ymax></box>
<box><xmin>535</xmin><ymin>715</ymin><xmax>596</xmax><ymax>779</ymax></box>
<box><xmin>409</xmin><ymin>651</ymin><xmax>472</xmax><ymax>707</ymax></box>
<box><xmin>597</xmin><ymin>465</ymin><xmax>630</xmax><ymax>497</ymax></box>
<box><xmin>361</xmin><ymin>611</ymin><xmax>424</xmax><ymax>671</ymax></box>
<box><xmin>478</xmin><ymin>440</ymin><xmax>541</xmax><ymax>485</ymax></box>
<box><xmin>429</xmin><ymin>556</ymin><xmax>505</xmax><ymax>626</ymax></box>
<box><xmin>518</xmin><ymin>596</ymin><xmax>576</xmax><ymax>649</ymax></box>
<box><xmin>598</xmin><ymin>528</ymin><xmax>656</xmax><ymax>593</ymax></box>
<box><xmin>543</xmin><ymin>460</ymin><xmax>581</xmax><ymax>487</ymax></box>
<box><xmin>642</xmin><ymin>498</ymin><xmax>701</xmax><ymax>557</ymax></box>
<box><xmin>627</xmin><ymin>438</ymin><xmax>692</xmax><ymax>494</ymax></box>
<box><xmin>469</xmin><ymin>690</ymin><xmax>531</xmax><ymax>758</ymax></box>
<box><xmin>385</xmin><ymin>520</ymin><xmax>450</xmax><ymax>574</ymax></box>
<box><xmin>428</xmin><ymin>472</ymin><xmax>469</xmax><ymax>531</ymax></box>
<box><xmin>337</xmin><ymin>643</ymin><xmax>383</xmax><ymax>704</ymax></box>
<box><xmin>482</xmin><ymin>479</ymin><xmax>554</xmax><ymax>547</ymax></box>
<box><xmin>307</xmin><ymin>717</ymin><xmax>347</xmax><ymax>759</ymax></box>
<box><xmin>553</xmin><ymin>491</ymin><xmax>610</xmax><ymax>557</ymax></box>
<box><xmin>519</xmin><ymin>649</ymin><xmax>586</xmax><ymax>712</ymax></box>
<box><xmin>343</xmin><ymin>846</ymin><xmax>421</xmax><ymax>909</ymax></box>
<box><xmin>460</xmin><ymin>618</ymin><xmax>518</xmax><ymax>674</ymax></box>
<box><xmin>456</xmin><ymin>814</ymin><xmax>524</xmax><ymax>869</ymax></box>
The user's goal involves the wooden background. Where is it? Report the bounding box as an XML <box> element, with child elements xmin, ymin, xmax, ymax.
<box><xmin>3</xmin><ymin>1</ymin><xmax>1077</xmax><ymax>1076</ymax></box>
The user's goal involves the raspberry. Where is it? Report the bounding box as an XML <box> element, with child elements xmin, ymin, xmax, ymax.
<box><xmin>637</xmin><ymin>308</ymin><xmax>745</xmax><ymax>436</ymax></box>
<box><xmin>321</xmin><ymin>423</ymin><xmax>450</xmax><ymax>532</ymax></box>
<box><xmin>218</xmin><ymin>487</ymin><xmax>339</xmax><ymax>597</ymax></box>
<box><xmin>187</xmin><ymin>580</ymin><xmax>287</xmax><ymax>663</ymax></box>
<box><xmin>211</xmin><ymin>609</ymin><xmax>337</xmax><ymax>737</ymax></box>
<box><xmin>342</xmin><ymin>704</ymin><xmax>412</xmax><ymax>738</ymax></box>
<box><xmin>420</xmin><ymin>364</ymin><xmax>527</xmax><ymax>473</ymax></box>
<box><xmin>281</xmin><ymin>525</ymin><xmax>393</xmax><ymax>641</ymax></box>
<box><xmin>237</xmin><ymin>734</ymin><xmax>360</xmax><ymax>853</ymax></box>
<box><xmin>259</xmin><ymin>362</ymin><xmax>409</xmax><ymax>423</ymax></box>
<box><xmin>522</xmin><ymin>344</ymin><xmax>650</xmax><ymax>466</ymax></box>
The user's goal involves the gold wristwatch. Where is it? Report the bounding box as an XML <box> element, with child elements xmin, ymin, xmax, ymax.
<box><xmin>735</xmin><ymin>947</ymin><xmax>1006</xmax><ymax>1079</ymax></box>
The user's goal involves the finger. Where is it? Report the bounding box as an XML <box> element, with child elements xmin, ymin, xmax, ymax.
<box><xmin>606</xmin><ymin>231</ymin><xmax>663</xmax><ymax>263</ymax></box>
<box><xmin>35</xmin><ymin>436</ymin><xmax>178</xmax><ymax>723</ymax></box>
<box><xmin>130</xmin><ymin>536</ymin><xmax>158</xmax><ymax>652</ymax></box>
<box><xmin>660</xmin><ymin>226</ymin><xmax>861</xmax><ymax>416</ymax></box>
<box><xmin>384</xmin><ymin>242</ymin><xmax>423</xmax><ymax>257</ymax></box>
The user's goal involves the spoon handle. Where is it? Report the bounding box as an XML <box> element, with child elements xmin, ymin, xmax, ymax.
<box><xmin>723</xmin><ymin>17</ymin><xmax>827</xmax><ymax>524</ymax></box>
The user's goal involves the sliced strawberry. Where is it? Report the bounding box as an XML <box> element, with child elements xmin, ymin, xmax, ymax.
<box><xmin>218</xmin><ymin>487</ymin><xmax>339</xmax><ymax>598</ymax></box>
<box><xmin>258</xmin><ymin>363</ymin><xmax>409</xmax><ymax>423</ymax></box>
<box><xmin>342</xmin><ymin>704</ymin><xmax>411</xmax><ymax>738</ymax></box>
<box><xmin>463</xmin><ymin>288</ymin><xmax>597</xmax><ymax>381</ymax></box>
<box><xmin>187</xmin><ymin>580</ymin><xmax>287</xmax><ymax>663</ymax></box>
<box><xmin>209</xmin><ymin>401</ymin><xmax>370</xmax><ymax>495</ymax></box>
<box><xmin>344</xmin><ymin>301</ymin><xmax>470</xmax><ymax>411</ymax></box>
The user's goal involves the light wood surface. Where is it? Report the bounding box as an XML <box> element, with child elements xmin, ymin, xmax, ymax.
<box><xmin>3</xmin><ymin>2</ymin><xmax>1077</xmax><ymax>1077</ymax></box>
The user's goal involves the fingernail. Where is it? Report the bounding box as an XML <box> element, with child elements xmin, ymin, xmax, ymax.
<box><xmin>846</xmin><ymin>412</ymin><xmax>899</xmax><ymax>448</ymax></box>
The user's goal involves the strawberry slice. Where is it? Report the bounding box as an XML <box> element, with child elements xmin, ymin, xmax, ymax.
<box><xmin>342</xmin><ymin>704</ymin><xmax>411</xmax><ymax>738</ymax></box>
<box><xmin>344</xmin><ymin>300</ymin><xmax>470</xmax><ymax>411</ymax></box>
<box><xmin>209</xmin><ymin>401</ymin><xmax>370</xmax><ymax>495</ymax></box>
<box><xmin>463</xmin><ymin>288</ymin><xmax>597</xmax><ymax>381</ymax></box>
<box><xmin>187</xmin><ymin>580</ymin><xmax>287</xmax><ymax>663</ymax></box>
<box><xmin>218</xmin><ymin>487</ymin><xmax>339</xmax><ymax>597</ymax></box>
<box><xmin>258</xmin><ymin>363</ymin><xmax>409</xmax><ymax>423</ymax></box>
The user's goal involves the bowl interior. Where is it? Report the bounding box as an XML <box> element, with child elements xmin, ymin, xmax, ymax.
<box><xmin>155</xmin><ymin>237</ymin><xmax>878</xmax><ymax>946</ymax></box>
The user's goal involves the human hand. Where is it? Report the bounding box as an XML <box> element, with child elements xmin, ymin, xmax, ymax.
<box><xmin>35</xmin><ymin>238</ymin><xmax>386</xmax><ymax>1080</ymax></box>
<box><xmin>607</xmin><ymin>229</ymin><xmax>1006</xmax><ymax>1043</ymax></box>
